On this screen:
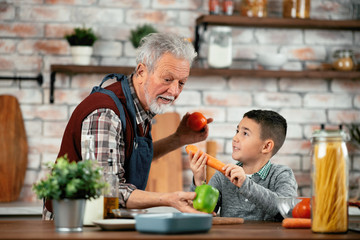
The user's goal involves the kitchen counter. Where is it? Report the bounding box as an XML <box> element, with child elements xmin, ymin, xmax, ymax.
<box><xmin>0</xmin><ymin>201</ymin><xmax>42</xmax><ymax>220</ymax></box>
<box><xmin>0</xmin><ymin>219</ymin><xmax>359</xmax><ymax>240</ymax></box>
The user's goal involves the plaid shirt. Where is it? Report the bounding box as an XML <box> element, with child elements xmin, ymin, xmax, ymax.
<box><xmin>43</xmin><ymin>75</ymin><xmax>154</xmax><ymax>220</ymax></box>
<box><xmin>238</xmin><ymin>160</ymin><xmax>272</xmax><ymax>180</ymax></box>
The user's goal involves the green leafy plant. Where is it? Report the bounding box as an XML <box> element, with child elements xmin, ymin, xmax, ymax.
<box><xmin>65</xmin><ymin>27</ymin><xmax>98</xmax><ymax>46</ymax></box>
<box><xmin>347</xmin><ymin>123</ymin><xmax>360</xmax><ymax>148</ymax></box>
<box><xmin>32</xmin><ymin>155</ymin><xmax>107</xmax><ymax>200</ymax></box>
<box><xmin>129</xmin><ymin>24</ymin><xmax>157</xmax><ymax>48</ymax></box>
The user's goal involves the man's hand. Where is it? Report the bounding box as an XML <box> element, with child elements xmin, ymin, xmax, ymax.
<box><xmin>175</xmin><ymin>112</ymin><xmax>213</xmax><ymax>146</ymax></box>
<box><xmin>168</xmin><ymin>191</ymin><xmax>205</xmax><ymax>214</ymax></box>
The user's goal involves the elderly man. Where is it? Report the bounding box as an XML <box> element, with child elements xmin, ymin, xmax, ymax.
<box><xmin>44</xmin><ymin>33</ymin><xmax>212</xmax><ymax>218</ymax></box>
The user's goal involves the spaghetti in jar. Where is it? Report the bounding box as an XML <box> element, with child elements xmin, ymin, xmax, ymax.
<box><xmin>311</xmin><ymin>127</ymin><xmax>349</xmax><ymax>233</ymax></box>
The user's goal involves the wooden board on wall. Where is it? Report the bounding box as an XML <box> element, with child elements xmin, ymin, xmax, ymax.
<box><xmin>0</xmin><ymin>95</ymin><xmax>28</xmax><ymax>202</ymax></box>
<box><xmin>145</xmin><ymin>112</ymin><xmax>183</xmax><ymax>193</ymax></box>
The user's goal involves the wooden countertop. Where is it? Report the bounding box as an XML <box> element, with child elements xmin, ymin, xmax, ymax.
<box><xmin>0</xmin><ymin>220</ymin><xmax>359</xmax><ymax>240</ymax></box>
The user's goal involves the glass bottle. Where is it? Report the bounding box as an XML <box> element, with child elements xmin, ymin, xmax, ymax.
<box><xmin>83</xmin><ymin>135</ymin><xmax>104</xmax><ymax>225</ymax></box>
<box><xmin>310</xmin><ymin>126</ymin><xmax>349</xmax><ymax>233</ymax></box>
<box><xmin>283</xmin><ymin>0</ymin><xmax>296</xmax><ymax>18</ymax></box>
<box><xmin>240</xmin><ymin>0</ymin><xmax>267</xmax><ymax>17</ymax></box>
<box><xmin>103</xmin><ymin>149</ymin><xmax>119</xmax><ymax>219</ymax></box>
<box><xmin>208</xmin><ymin>26</ymin><xmax>232</xmax><ymax>68</ymax></box>
<box><xmin>332</xmin><ymin>49</ymin><xmax>356</xmax><ymax>71</ymax></box>
<box><xmin>209</xmin><ymin>0</ymin><xmax>221</xmax><ymax>15</ymax></box>
<box><xmin>222</xmin><ymin>0</ymin><xmax>234</xmax><ymax>15</ymax></box>
<box><xmin>296</xmin><ymin>0</ymin><xmax>310</xmax><ymax>19</ymax></box>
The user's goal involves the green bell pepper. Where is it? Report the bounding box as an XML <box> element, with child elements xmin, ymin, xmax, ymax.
<box><xmin>193</xmin><ymin>183</ymin><xmax>219</xmax><ymax>213</ymax></box>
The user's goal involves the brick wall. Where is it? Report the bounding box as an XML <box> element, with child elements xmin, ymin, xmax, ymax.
<box><xmin>0</xmin><ymin>0</ymin><xmax>359</xmax><ymax>203</ymax></box>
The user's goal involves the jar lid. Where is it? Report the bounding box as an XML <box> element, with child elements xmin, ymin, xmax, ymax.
<box><xmin>211</xmin><ymin>26</ymin><xmax>232</xmax><ymax>33</ymax></box>
<box><xmin>311</xmin><ymin>129</ymin><xmax>350</xmax><ymax>142</ymax></box>
<box><xmin>333</xmin><ymin>49</ymin><xmax>354</xmax><ymax>58</ymax></box>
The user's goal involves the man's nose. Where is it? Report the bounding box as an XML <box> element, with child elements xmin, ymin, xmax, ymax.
<box><xmin>168</xmin><ymin>81</ymin><xmax>180</xmax><ymax>95</ymax></box>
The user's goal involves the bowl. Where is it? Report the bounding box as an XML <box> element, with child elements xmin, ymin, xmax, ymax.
<box><xmin>257</xmin><ymin>53</ymin><xmax>287</xmax><ymax>70</ymax></box>
<box><xmin>276</xmin><ymin>196</ymin><xmax>310</xmax><ymax>218</ymax></box>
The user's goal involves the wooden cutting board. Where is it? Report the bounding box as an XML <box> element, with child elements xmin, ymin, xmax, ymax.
<box><xmin>212</xmin><ymin>217</ymin><xmax>244</xmax><ymax>225</ymax></box>
<box><xmin>0</xmin><ymin>95</ymin><xmax>28</xmax><ymax>202</ymax></box>
<box><xmin>145</xmin><ymin>112</ymin><xmax>183</xmax><ymax>192</ymax></box>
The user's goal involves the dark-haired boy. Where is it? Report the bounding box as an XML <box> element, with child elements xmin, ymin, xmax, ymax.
<box><xmin>188</xmin><ymin>110</ymin><xmax>298</xmax><ymax>221</ymax></box>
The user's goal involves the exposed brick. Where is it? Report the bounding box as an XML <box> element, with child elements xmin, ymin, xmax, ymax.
<box><xmin>283</xmin><ymin>45</ymin><xmax>327</xmax><ymax>61</ymax></box>
<box><xmin>174</xmin><ymin>91</ymin><xmax>201</xmax><ymax>106</ymax></box>
<box><xmin>21</xmin><ymin>105</ymin><xmax>68</xmax><ymax>121</ymax></box>
<box><xmin>125</xmin><ymin>9</ymin><xmax>177</xmax><ymax>25</ymax></box>
<box><xmin>153</xmin><ymin>0</ymin><xmax>201</xmax><ymax>10</ymax></box>
<box><xmin>254</xmin><ymin>92</ymin><xmax>301</xmax><ymax>107</ymax></box>
<box><xmin>0</xmin><ymin>89</ymin><xmax>42</xmax><ymax>104</ymax></box>
<box><xmin>0</xmin><ymin>56</ymin><xmax>14</xmax><ymax>70</ymax></box>
<box><xmin>229</xmin><ymin>77</ymin><xmax>277</xmax><ymax>91</ymax></box>
<box><xmin>43</xmin><ymin>121</ymin><xmax>67</xmax><ymax>137</ymax></box>
<box><xmin>73</xmin><ymin>7</ymin><xmax>124</xmax><ymax>24</ymax></box>
<box><xmin>328</xmin><ymin>110</ymin><xmax>360</xmax><ymax>124</ymax></box>
<box><xmin>305</xmin><ymin>30</ymin><xmax>353</xmax><ymax>45</ymax></box>
<box><xmin>294</xmin><ymin>172</ymin><xmax>311</xmax><ymax>187</ymax></box>
<box><xmin>272</xmin><ymin>155</ymin><xmax>301</xmax><ymax>171</ymax></box>
<box><xmin>0</xmin><ymin>56</ymin><xmax>43</xmax><ymax>71</ymax></box>
<box><xmin>279</xmin><ymin>78</ymin><xmax>327</xmax><ymax>92</ymax></box>
<box><xmin>304</xmin><ymin>93</ymin><xmax>352</xmax><ymax>109</ymax></box>
<box><xmin>100</xmin><ymin>57</ymin><xmax>136</xmax><ymax>67</ymax></box>
<box><xmin>93</xmin><ymin>41</ymin><xmax>122</xmax><ymax>57</ymax></box>
<box><xmin>53</xmin><ymin>89</ymin><xmax>89</xmax><ymax>104</ymax></box>
<box><xmin>18</xmin><ymin>40</ymin><xmax>69</xmax><ymax>55</ymax></box>
<box><xmin>19</xmin><ymin>5</ymin><xmax>71</xmax><ymax>22</ymax></box>
<box><xmin>280</xmin><ymin>108</ymin><xmax>327</xmax><ymax>124</ymax></box>
<box><xmin>98</xmin><ymin>25</ymin><xmax>131</xmax><ymax>41</ymax></box>
<box><xmin>45</xmin><ymin>23</ymin><xmax>78</xmax><ymax>38</ymax></box>
<box><xmin>203</xmin><ymin>91</ymin><xmax>252</xmax><ymax>106</ymax></box>
<box><xmin>287</xmin><ymin>124</ymin><xmax>303</xmax><ymax>139</ymax></box>
<box><xmin>175</xmin><ymin>107</ymin><xmax>226</xmax><ymax>123</ymax></box>
<box><xmin>28</xmin><ymin>136</ymin><xmax>62</xmax><ymax>154</ymax></box>
<box><xmin>0</xmin><ymin>2</ymin><xmax>15</xmax><ymax>20</ymax></box>
<box><xmin>99</xmin><ymin>0</ymin><xmax>150</xmax><ymax>8</ymax></box>
<box><xmin>186</xmin><ymin>76</ymin><xmax>227</xmax><ymax>90</ymax></box>
<box><xmin>232</xmin><ymin>28</ymin><xmax>254</xmax><ymax>44</ymax></box>
<box><xmin>0</xmin><ymin>23</ymin><xmax>43</xmax><ymax>37</ymax></box>
<box><xmin>27</xmin><ymin>153</ymin><xmax>42</xmax><ymax>170</ymax></box>
<box><xmin>45</xmin><ymin>0</ymin><xmax>96</xmax><ymax>5</ymax></box>
<box><xmin>0</xmin><ymin>39</ymin><xmax>16</xmax><ymax>53</ymax></box>
<box><xmin>256</xmin><ymin>29</ymin><xmax>303</xmax><ymax>45</ymax></box>
<box><xmin>227</xmin><ymin>107</ymin><xmax>256</xmax><ymax>123</ymax></box>
<box><xmin>24</xmin><ymin>120</ymin><xmax>43</xmax><ymax>137</ymax></box>
<box><xmin>71</xmin><ymin>73</ymin><xmax>104</xmax><ymax>88</ymax></box>
<box><xmin>279</xmin><ymin>139</ymin><xmax>311</xmax><ymax>155</ymax></box>
<box><xmin>331</xmin><ymin>79</ymin><xmax>360</xmax><ymax>93</ymax></box>
<box><xmin>179</xmin><ymin>11</ymin><xmax>202</xmax><ymax>27</ymax></box>
<box><xmin>355</xmin><ymin>95</ymin><xmax>360</xmax><ymax>108</ymax></box>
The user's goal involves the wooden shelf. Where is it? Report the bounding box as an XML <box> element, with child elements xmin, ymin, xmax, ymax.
<box><xmin>49</xmin><ymin>64</ymin><xmax>360</xmax><ymax>103</ymax></box>
<box><xmin>194</xmin><ymin>15</ymin><xmax>360</xmax><ymax>52</ymax></box>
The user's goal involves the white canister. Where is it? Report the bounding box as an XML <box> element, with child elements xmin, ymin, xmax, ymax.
<box><xmin>208</xmin><ymin>27</ymin><xmax>232</xmax><ymax>68</ymax></box>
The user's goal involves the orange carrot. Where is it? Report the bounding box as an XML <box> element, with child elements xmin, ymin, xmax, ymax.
<box><xmin>185</xmin><ymin>145</ymin><xmax>225</xmax><ymax>174</ymax></box>
<box><xmin>282</xmin><ymin>218</ymin><xmax>311</xmax><ymax>229</ymax></box>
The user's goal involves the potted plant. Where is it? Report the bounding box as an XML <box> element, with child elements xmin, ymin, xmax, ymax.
<box><xmin>129</xmin><ymin>24</ymin><xmax>157</xmax><ymax>48</ymax></box>
<box><xmin>65</xmin><ymin>26</ymin><xmax>98</xmax><ymax>65</ymax></box>
<box><xmin>347</xmin><ymin>123</ymin><xmax>360</xmax><ymax>149</ymax></box>
<box><xmin>33</xmin><ymin>155</ymin><xmax>106</xmax><ymax>232</ymax></box>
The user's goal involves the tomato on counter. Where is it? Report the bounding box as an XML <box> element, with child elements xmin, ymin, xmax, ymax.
<box><xmin>187</xmin><ymin>112</ymin><xmax>207</xmax><ymax>131</ymax></box>
<box><xmin>292</xmin><ymin>198</ymin><xmax>311</xmax><ymax>218</ymax></box>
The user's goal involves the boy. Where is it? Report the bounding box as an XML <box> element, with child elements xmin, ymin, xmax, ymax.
<box><xmin>188</xmin><ymin>110</ymin><xmax>298</xmax><ymax>221</ymax></box>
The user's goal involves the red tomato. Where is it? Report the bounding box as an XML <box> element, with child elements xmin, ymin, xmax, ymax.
<box><xmin>187</xmin><ymin>112</ymin><xmax>207</xmax><ymax>131</ymax></box>
<box><xmin>292</xmin><ymin>198</ymin><xmax>311</xmax><ymax>219</ymax></box>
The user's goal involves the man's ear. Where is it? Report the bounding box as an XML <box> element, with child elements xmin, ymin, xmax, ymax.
<box><xmin>135</xmin><ymin>63</ymin><xmax>147</xmax><ymax>83</ymax></box>
<box><xmin>262</xmin><ymin>139</ymin><xmax>274</xmax><ymax>154</ymax></box>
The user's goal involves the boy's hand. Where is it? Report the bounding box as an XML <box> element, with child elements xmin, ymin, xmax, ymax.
<box><xmin>188</xmin><ymin>149</ymin><xmax>207</xmax><ymax>186</ymax></box>
<box><xmin>223</xmin><ymin>164</ymin><xmax>246</xmax><ymax>188</ymax></box>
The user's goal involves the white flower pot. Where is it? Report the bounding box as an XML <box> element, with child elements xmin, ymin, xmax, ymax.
<box><xmin>70</xmin><ymin>46</ymin><xmax>93</xmax><ymax>65</ymax></box>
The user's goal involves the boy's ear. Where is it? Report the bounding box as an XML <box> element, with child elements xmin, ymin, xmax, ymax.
<box><xmin>262</xmin><ymin>139</ymin><xmax>274</xmax><ymax>154</ymax></box>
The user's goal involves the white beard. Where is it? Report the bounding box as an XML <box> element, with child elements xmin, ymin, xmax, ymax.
<box><xmin>144</xmin><ymin>81</ymin><xmax>175</xmax><ymax>114</ymax></box>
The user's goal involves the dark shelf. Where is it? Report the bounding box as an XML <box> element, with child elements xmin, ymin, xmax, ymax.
<box><xmin>49</xmin><ymin>64</ymin><xmax>360</xmax><ymax>103</ymax></box>
<box><xmin>194</xmin><ymin>15</ymin><xmax>360</xmax><ymax>53</ymax></box>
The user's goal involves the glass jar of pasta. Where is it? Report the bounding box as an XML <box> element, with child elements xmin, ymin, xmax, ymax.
<box><xmin>310</xmin><ymin>126</ymin><xmax>350</xmax><ymax>233</ymax></box>
<box><xmin>240</xmin><ymin>0</ymin><xmax>267</xmax><ymax>17</ymax></box>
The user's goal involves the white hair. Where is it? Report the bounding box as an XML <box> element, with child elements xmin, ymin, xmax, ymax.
<box><xmin>135</xmin><ymin>32</ymin><xmax>198</xmax><ymax>73</ymax></box>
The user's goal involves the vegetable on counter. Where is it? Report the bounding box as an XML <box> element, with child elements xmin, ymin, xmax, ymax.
<box><xmin>282</xmin><ymin>218</ymin><xmax>311</xmax><ymax>229</ymax></box>
<box><xmin>193</xmin><ymin>183</ymin><xmax>219</xmax><ymax>214</ymax></box>
<box><xmin>292</xmin><ymin>198</ymin><xmax>311</xmax><ymax>219</ymax></box>
<box><xmin>187</xmin><ymin>112</ymin><xmax>207</xmax><ymax>131</ymax></box>
<box><xmin>185</xmin><ymin>145</ymin><xmax>225</xmax><ymax>174</ymax></box>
